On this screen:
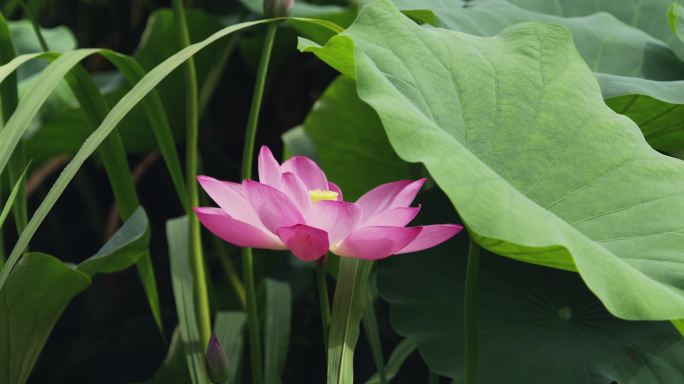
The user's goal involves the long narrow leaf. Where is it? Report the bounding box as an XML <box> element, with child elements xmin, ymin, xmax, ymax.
<box><xmin>0</xmin><ymin>48</ymin><xmax>97</xmax><ymax>176</ymax></box>
<box><xmin>264</xmin><ymin>279</ymin><xmax>292</xmax><ymax>384</ymax></box>
<box><xmin>0</xmin><ymin>20</ymin><xmax>268</xmax><ymax>289</ymax></box>
<box><xmin>0</xmin><ymin>11</ymin><xmax>28</xmax><ymax>236</ymax></box>
<box><xmin>328</xmin><ymin>258</ymin><xmax>373</xmax><ymax>384</ymax></box>
<box><xmin>0</xmin><ymin>16</ymin><xmax>341</xmax><ymax>290</ymax></box>
<box><xmin>364</xmin><ymin>339</ymin><xmax>417</xmax><ymax>384</ymax></box>
<box><xmin>167</xmin><ymin>216</ymin><xmax>209</xmax><ymax>384</ymax></box>
<box><xmin>64</xmin><ymin>64</ymin><xmax>162</xmax><ymax>331</ymax></box>
<box><xmin>0</xmin><ymin>162</ymin><xmax>28</xmax><ymax>230</ymax></box>
<box><xmin>100</xmin><ymin>52</ymin><xmax>188</xmax><ymax>208</ymax></box>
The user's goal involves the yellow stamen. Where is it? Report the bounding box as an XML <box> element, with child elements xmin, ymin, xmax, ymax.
<box><xmin>309</xmin><ymin>189</ymin><xmax>338</xmax><ymax>203</ymax></box>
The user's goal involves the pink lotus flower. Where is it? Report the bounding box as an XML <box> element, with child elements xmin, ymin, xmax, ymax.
<box><xmin>194</xmin><ymin>146</ymin><xmax>462</xmax><ymax>262</ymax></box>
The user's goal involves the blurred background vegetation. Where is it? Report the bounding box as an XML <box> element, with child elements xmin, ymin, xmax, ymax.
<box><xmin>0</xmin><ymin>1</ymin><xmax>390</xmax><ymax>382</ymax></box>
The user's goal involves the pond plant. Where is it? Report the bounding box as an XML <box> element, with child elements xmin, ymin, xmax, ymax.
<box><xmin>1</xmin><ymin>0</ymin><xmax>684</xmax><ymax>383</ymax></box>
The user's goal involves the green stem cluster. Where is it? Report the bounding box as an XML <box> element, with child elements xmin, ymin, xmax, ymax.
<box><xmin>171</xmin><ymin>0</ymin><xmax>212</xmax><ymax>348</ymax></box>
<box><xmin>240</xmin><ymin>21</ymin><xmax>278</xmax><ymax>384</ymax></box>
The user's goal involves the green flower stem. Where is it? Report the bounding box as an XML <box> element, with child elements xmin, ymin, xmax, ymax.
<box><xmin>240</xmin><ymin>21</ymin><xmax>278</xmax><ymax>384</ymax></box>
<box><xmin>171</xmin><ymin>0</ymin><xmax>211</xmax><ymax>348</ymax></box>
<box><xmin>464</xmin><ymin>237</ymin><xmax>480</xmax><ymax>384</ymax></box>
<box><xmin>316</xmin><ymin>258</ymin><xmax>332</xmax><ymax>349</ymax></box>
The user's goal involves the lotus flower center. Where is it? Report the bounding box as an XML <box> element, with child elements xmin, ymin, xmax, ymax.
<box><xmin>309</xmin><ymin>189</ymin><xmax>338</xmax><ymax>203</ymax></box>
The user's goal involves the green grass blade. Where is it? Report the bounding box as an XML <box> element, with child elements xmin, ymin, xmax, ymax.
<box><xmin>0</xmin><ymin>15</ymin><xmax>338</xmax><ymax>291</ymax></box>
<box><xmin>0</xmin><ymin>10</ymin><xmax>27</xmax><ymax>235</ymax></box>
<box><xmin>0</xmin><ymin>19</ymin><xmax>267</xmax><ymax>290</ymax></box>
<box><xmin>0</xmin><ymin>162</ymin><xmax>29</xmax><ymax>230</ymax></box>
<box><xmin>0</xmin><ymin>48</ymin><xmax>97</xmax><ymax>176</ymax></box>
<box><xmin>264</xmin><ymin>279</ymin><xmax>292</xmax><ymax>384</ymax></box>
<box><xmin>64</xmin><ymin>64</ymin><xmax>163</xmax><ymax>332</ymax></box>
<box><xmin>364</xmin><ymin>339</ymin><xmax>417</xmax><ymax>384</ymax></box>
<box><xmin>167</xmin><ymin>216</ymin><xmax>209</xmax><ymax>384</ymax></box>
<box><xmin>100</xmin><ymin>51</ymin><xmax>188</xmax><ymax>210</ymax></box>
<box><xmin>327</xmin><ymin>258</ymin><xmax>373</xmax><ymax>384</ymax></box>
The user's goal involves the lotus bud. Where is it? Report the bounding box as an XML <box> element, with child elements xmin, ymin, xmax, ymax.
<box><xmin>264</xmin><ymin>0</ymin><xmax>293</xmax><ymax>18</ymax></box>
<box><xmin>205</xmin><ymin>331</ymin><xmax>230</xmax><ymax>383</ymax></box>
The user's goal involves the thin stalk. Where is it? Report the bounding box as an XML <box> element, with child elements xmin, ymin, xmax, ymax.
<box><xmin>240</xmin><ymin>21</ymin><xmax>277</xmax><ymax>384</ymax></box>
<box><xmin>363</xmin><ymin>288</ymin><xmax>386</xmax><ymax>384</ymax></box>
<box><xmin>171</xmin><ymin>0</ymin><xmax>211</xmax><ymax>348</ymax></box>
<box><xmin>316</xmin><ymin>259</ymin><xmax>331</xmax><ymax>349</ymax></box>
<box><xmin>0</xmin><ymin>176</ymin><xmax>5</xmax><ymax>267</ymax></box>
<box><xmin>213</xmin><ymin>235</ymin><xmax>247</xmax><ymax>308</ymax></box>
<box><xmin>22</xmin><ymin>2</ymin><xmax>49</xmax><ymax>51</ymax></box>
<box><xmin>464</xmin><ymin>237</ymin><xmax>480</xmax><ymax>384</ymax></box>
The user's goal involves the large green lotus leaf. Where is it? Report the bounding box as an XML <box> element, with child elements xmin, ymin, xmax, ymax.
<box><xmin>300</xmin><ymin>0</ymin><xmax>684</xmax><ymax>321</ymax></box>
<box><xmin>597</xmin><ymin>73</ymin><xmax>684</xmax><ymax>154</ymax></box>
<box><xmin>377</xmin><ymin>189</ymin><xmax>684</xmax><ymax>383</ymax></box>
<box><xmin>386</xmin><ymin>0</ymin><xmax>684</xmax><ymax>154</ymax></box>
<box><xmin>301</xmin><ymin>76</ymin><xmax>414</xmax><ymax>200</ymax></box>
<box><xmin>0</xmin><ymin>253</ymin><xmax>91</xmax><ymax>384</ymax></box>
<box><xmin>507</xmin><ymin>0</ymin><xmax>682</xmax><ymax>51</ymax></box>
<box><xmin>402</xmin><ymin>0</ymin><xmax>684</xmax><ymax>80</ymax></box>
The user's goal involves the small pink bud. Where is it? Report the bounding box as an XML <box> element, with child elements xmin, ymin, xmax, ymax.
<box><xmin>205</xmin><ymin>332</ymin><xmax>230</xmax><ymax>383</ymax></box>
<box><xmin>263</xmin><ymin>0</ymin><xmax>293</xmax><ymax>17</ymax></box>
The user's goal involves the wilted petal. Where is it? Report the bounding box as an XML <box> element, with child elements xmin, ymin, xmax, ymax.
<box><xmin>194</xmin><ymin>207</ymin><xmax>284</xmax><ymax>249</ymax></box>
<box><xmin>243</xmin><ymin>179</ymin><xmax>304</xmax><ymax>234</ymax></box>
<box><xmin>277</xmin><ymin>224</ymin><xmax>329</xmax><ymax>262</ymax></box>
<box><xmin>281</xmin><ymin>172</ymin><xmax>312</xmax><ymax>212</ymax></box>
<box><xmin>328</xmin><ymin>182</ymin><xmax>343</xmax><ymax>201</ymax></box>
<box><xmin>306</xmin><ymin>200</ymin><xmax>360</xmax><ymax>244</ymax></box>
<box><xmin>197</xmin><ymin>175</ymin><xmax>264</xmax><ymax>229</ymax></box>
<box><xmin>361</xmin><ymin>206</ymin><xmax>420</xmax><ymax>227</ymax></box>
<box><xmin>396</xmin><ymin>224</ymin><xmax>463</xmax><ymax>254</ymax></box>
<box><xmin>356</xmin><ymin>179</ymin><xmax>426</xmax><ymax>221</ymax></box>
<box><xmin>281</xmin><ymin>156</ymin><xmax>328</xmax><ymax>191</ymax></box>
<box><xmin>333</xmin><ymin>226</ymin><xmax>421</xmax><ymax>260</ymax></box>
<box><xmin>258</xmin><ymin>146</ymin><xmax>282</xmax><ymax>188</ymax></box>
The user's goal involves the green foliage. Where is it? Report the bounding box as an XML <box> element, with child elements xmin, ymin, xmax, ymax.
<box><xmin>0</xmin><ymin>208</ymin><xmax>152</xmax><ymax>384</ymax></box>
<box><xmin>77</xmin><ymin>207</ymin><xmax>149</xmax><ymax>276</ymax></box>
<box><xmin>0</xmin><ymin>253</ymin><xmax>90</xmax><ymax>384</ymax></box>
<box><xmin>167</xmin><ymin>215</ymin><xmax>210</xmax><ymax>384</ymax></box>
<box><xmin>327</xmin><ymin>258</ymin><xmax>373</xmax><ymax>384</ymax></box>
<box><xmin>387</xmin><ymin>0</ymin><xmax>684</xmax><ymax>155</ymax></box>
<box><xmin>263</xmin><ymin>279</ymin><xmax>292</xmax><ymax>384</ymax></box>
<box><xmin>364</xmin><ymin>339</ymin><xmax>416</xmax><ymax>384</ymax></box>
<box><xmin>215</xmin><ymin>311</ymin><xmax>247</xmax><ymax>384</ymax></box>
<box><xmin>0</xmin><ymin>163</ymin><xmax>27</xmax><ymax>232</ymax></box>
<box><xmin>3</xmin><ymin>0</ymin><xmax>684</xmax><ymax>382</ymax></box>
<box><xmin>378</xmin><ymin>189</ymin><xmax>684</xmax><ymax>383</ymax></box>
<box><xmin>670</xmin><ymin>1</ymin><xmax>684</xmax><ymax>46</ymax></box>
<box><xmin>302</xmin><ymin>0</ymin><xmax>684</xmax><ymax>322</ymax></box>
